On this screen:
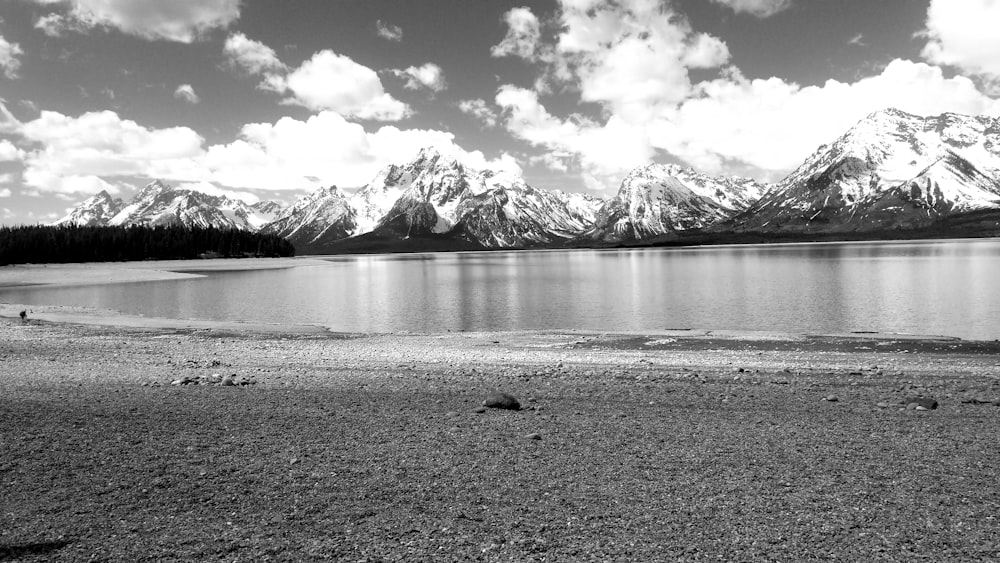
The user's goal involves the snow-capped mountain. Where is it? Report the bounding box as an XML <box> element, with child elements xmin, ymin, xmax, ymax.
<box><xmin>54</xmin><ymin>190</ymin><xmax>124</xmax><ymax>226</ymax></box>
<box><xmin>261</xmin><ymin>186</ymin><xmax>357</xmax><ymax>245</ymax></box>
<box><xmin>458</xmin><ymin>178</ymin><xmax>604</xmax><ymax>247</ymax></box>
<box><xmin>732</xmin><ymin>108</ymin><xmax>1000</xmax><ymax>232</ymax></box>
<box><xmin>58</xmin><ymin>181</ymin><xmax>285</xmax><ymax>231</ymax></box>
<box><xmin>279</xmin><ymin>148</ymin><xmax>608</xmax><ymax>250</ymax></box>
<box><xmin>581</xmin><ymin>163</ymin><xmax>767</xmax><ymax>242</ymax></box>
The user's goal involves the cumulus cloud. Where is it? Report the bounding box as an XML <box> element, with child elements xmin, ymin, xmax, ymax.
<box><xmin>488</xmin><ymin>0</ymin><xmax>1000</xmax><ymax>192</ymax></box>
<box><xmin>0</xmin><ymin>139</ymin><xmax>24</xmax><ymax>161</ymax></box>
<box><xmin>458</xmin><ymin>99</ymin><xmax>498</xmax><ymax>128</ymax></box>
<box><xmin>650</xmin><ymin>60</ymin><xmax>1000</xmax><ymax>174</ymax></box>
<box><xmin>26</xmin><ymin>0</ymin><xmax>240</xmax><ymax>42</ymax></box>
<box><xmin>554</xmin><ymin>0</ymin><xmax>731</xmax><ymax>121</ymax></box>
<box><xmin>282</xmin><ymin>51</ymin><xmax>410</xmax><ymax>119</ymax></box>
<box><xmin>491</xmin><ymin>7</ymin><xmax>541</xmax><ymax>60</ymax></box>
<box><xmin>173</xmin><ymin>84</ymin><xmax>200</xmax><ymax>104</ymax></box>
<box><xmin>710</xmin><ymin>0</ymin><xmax>792</xmax><ymax>18</ymax></box>
<box><xmin>17</xmin><ymin>109</ymin><xmax>205</xmax><ymax>194</ymax></box>
<box><xmin>921</xmin><ymin>0</ymin><xmax>1000</xmax><ymax>91</ymax></box>
<box><xmin>0</xmin><ymin>34</ymin><xmax>24</xmax><ymax>79</ymax></box>
<box><xmin>376</xmin><ymin>20</ymin><xmax>402</xmax><ymax>42</ymax></box>
<box><xmin>223</xmin><ymin>32</ymin><xmax>285</xmax><ymax>76</ymax></box>
<box><xmin>496</xmin><ymin>85</ymin><xmax>652</xmax><ymax>190</ymax></box>
<box><xmin>222</xmin><ymin>34</ymin><xmax>409</xmax><ymax>121</ymax></box>
<box><xmin>393</xmin><ymin>63</ymin><xmax>447</xmax><ymax>93</ymax></box>
<box><xmin>5</xmin><ymin>104</ymin><xmax>515</xmax><ymax>196</ymax></box>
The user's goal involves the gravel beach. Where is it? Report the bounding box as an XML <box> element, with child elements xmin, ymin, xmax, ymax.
<box><xmin>2</xmin><ymin>310</ymin><xmax>999</xmax><ymax>561</ymax></box>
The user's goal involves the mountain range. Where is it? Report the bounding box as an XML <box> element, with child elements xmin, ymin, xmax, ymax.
<box><xmin>56</xmin><ymin>108</ymin><xmax>1000</xmax><ymax>252</ymax></box>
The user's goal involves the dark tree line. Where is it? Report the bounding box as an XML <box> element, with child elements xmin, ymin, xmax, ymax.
<box><xmin>0</xmin><ymin>224</ymin><xmax>295</xmax><ymax>265</ymax></box>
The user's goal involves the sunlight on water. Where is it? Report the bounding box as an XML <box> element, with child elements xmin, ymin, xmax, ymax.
<box><xmin>3</xmin><ymin>239</ymin><xmax>999</xmax><ymax>339</ymax></box>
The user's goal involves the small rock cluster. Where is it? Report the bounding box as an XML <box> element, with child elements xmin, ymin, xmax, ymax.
<box><xmin>170</xmin><ymin>373</ymin><xmax>255</xmax><ymax>387</ymax></box>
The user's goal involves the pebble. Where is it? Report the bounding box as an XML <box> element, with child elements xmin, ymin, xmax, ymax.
<box><xmin>221</xmin><ymin>374</ymin><xmax>235</xmax><ymax>387</ymax></box>
<box><xmin>822</xmin><ymin>394</ymin><xmax>839</xmax><ymax>402</ymax></box>
<box><xmin>471</xmin><ymin>406</ymin><xmax>487</xmax><ymax>414</ymax></box>
<box><xmin>445</xmin><ymin>411</ymin><xmax>460</xmax><ymax>418</ymax></box>
<box><xmin>525</xmin><ymin>433</ymin><xmax>542</xmax><ymax>440</ymax></box>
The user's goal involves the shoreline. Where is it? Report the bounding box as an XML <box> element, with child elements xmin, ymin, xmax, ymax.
<box><xmin>2</xmin><ymin>311</ymin><xmax>999</xmax><ymax>560</ymax></box>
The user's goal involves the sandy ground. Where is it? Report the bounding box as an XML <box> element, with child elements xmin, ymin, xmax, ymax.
<box><xmin>1</xmin><ymin>262</ymin><xmax>999</xmax><ymax>560</ymax></box>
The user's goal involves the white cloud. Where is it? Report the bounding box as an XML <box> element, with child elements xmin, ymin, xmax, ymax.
<box><xmin>922</xmin><ymin>0</ymin><xmax>1000</xmax><ymax>89</ymax></box>
<box><xmin>458</xmin><ymin>99</ymin><xmax>498</xmax><ymax>128</ymax></box>
<box><xmin>710</xmin><ymin>0</ymin><xmax>792</xmax><ymax>18</ymax></box>
<box><xmin>206</xmin><ymin>111</ymin><xmax>518</xmax><ymax>190</ymax></box>
<box><xmin>0</xmin><ymin>34</ymin><xmax>24</xmax><ymax>79</ymax></box>
<box><xmin>376</xmin><ymin>20</ymin><xmax>402</xmax><ymax>42</ymax></box>
<box><xmin>175</xmin><ymin>181</ymin><xmax>259</xmax><ymax>204</ymax></box>
<box><xmin>7</xmin><ymin>105</ymin><xmax>514</xmax><ymax>195</ymax></box>
<box><xmin>0</xmin><ymin>139</ymin><xmax>24</xmax><ymax>161</ymax></box>
<box><xmin>222</xmin><ymin>35</ymin><xmax>409</xmax><ymax>121</ymax></box>
<box><xmin>554</xmin><ymin>0</ymin><xmax>731</xmax><ymax>121</ymax></box>
<box><xmin>0</xmin><ymin>188</ymin><xmax>10</xmax><ymax>198</ymax></box>
<box><xmin>649</xmin><ymin>60</ymin><xmax>1000</xmax><ymax>175</ymax></box>
<box><xmin>18</xmin><ymin>109</ymin><xmax>205</xmax><ymax>193</ymax></box>
<box><xmin>27</xmin><ymin>0</ymin><xmax>240</xmax><ymax>42</ymax></box>
<box><xmin>173</xmin><ymin>84</ymin><xmax>200</xmax><ymax>104</ymax></box>
<box><xmin>281</xmin><ymin>50</ymin><xmax>410</xmax><ymax>120</ymax></box>
<box><xmin>491</xmin><ymin>7</ymin><xmax>541</xmax><ymax>60</ymax></box>
<box><xmin>496</xmin><ymin>85</ymin><xmax>651</xmax><ymax>190</ymax></box>
<box><xmin>223</xmin><ymin>32</ymin><xmax>285</xmax><ymax>76</ymax></box>
<box><xmin>34</xmin><ymin>13</ymin><xmax>88</xmax><ymax>37</ymax></box>
<box><xmin>393</xmin><ymin>63</ymin><xmax>447</xmax><ymax>93</ymax></box>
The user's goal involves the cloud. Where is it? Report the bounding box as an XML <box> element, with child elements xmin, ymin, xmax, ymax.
<box><xmin>491</xmin><ymin>7</ymin><xmax>541</xmax><ymax>60</ymax></box>
<box><xmin>0</xmin><ymin>139</ymin><xmax>24</xmax><ymax>161</ymax></box>
<box><xmin>173</xmin><ymin>84</ymin><xmax>200</xmax><ymax>104</ymax></box>
<box><xmin>7</xmin><ymin>105</ymin><xmax>515</xmax><ymax>195</ymax></box>
<box><xmin>848</xmin><ymin>33</ymin><xmax>866</xmax><ymax>47</ymax></box>
<box><xmin>17</xmin><ymin>109</ymin><xmax>205</xmax><ymax>194</ymax></box>
<box><xmin>0</xmin><ymin>34</ymin><xmax>24</xmax><ymax>79</ymax></box>
<box><xmin>554</xmin><ymin>0</ymin><xmax>731</xmax><ymax>121</ymax></box>
<box><xmin>280</xmin><ymin>50</ymin><xmax>410</xmax><ymax>120</ymax></box>
<box><xmin>710</xmin><ymin>0</ymin><xmax>792</xmax><ymax>18</ymax></box>
<box><xmin>223</xmin><ymin>32</ymin><xmax>285</xmax><ymax>76</ymax></box>
<box><xmin>26</xmin><ymin>0</ymin><xmax>240</xmax><ymax>42</ymax></box>
<box><xmin>376</xmin><ymin>20</ymin><xmax>402</xmax><ymax>42</ymax></box>
<box><xmin>649</xmin><ymin>60</ymin><xmax>1000</xmax><ymax>175</ymax></box>
<box><xmin>0</xmin><ymin>188</ymin><xmax>10</xmax><ymax>198</ymax></box>
<box><xmin>34</xmin><ymin>13</ymin><xmax>88</xmax><ymax>37</ymax></box>
<box><xmin>222</xmin><ymin>35</ymin><xmax>409</xmax><ymax>121</ymax></box>
<box><xmin>921</xmin><ymin>0</ymin><xmax>1000</xmax><ymax>90</ymax></box>
<box><xmin>458</xmin><ymin>99</ymin><xmax>498</xmax><ymax>128</ymax></box>
<box><xmin>205</xmin><ymin>111</ymin><xmax>519</xmax><ymax>190</ymax></box>
<box><xmin>393</xmin><ymin>63</ymin><xmax>447</xmax><ymax>93</ymax></box>
<box><xmin>496</xmin><ymin>85</ymin><xmax>652</xmax><ymax>190</ymax></box>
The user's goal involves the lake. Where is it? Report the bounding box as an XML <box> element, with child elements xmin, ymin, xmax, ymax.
<box><xmin>3</xmin><ymin>239</ymin><xmax>1000</xmax><ymax>340</ymax></box>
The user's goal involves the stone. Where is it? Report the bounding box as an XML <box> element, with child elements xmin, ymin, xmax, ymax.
<box><xmin>904</xmin><ymin>396</ymin><xmax>938</xmax><ymax>410</ymax></box>
<box><xmin>876</xmin><ymin>402</ymin><xmax>889</xmax><ymax>408</ymax></box>
<box><xmin>483</xmin><ymin>392</ymin><xmax>520</xmax><ymax>411</ymax></box>
<box><xmin>823</xmin><ymin>394</ymin><xmax>839</xmax><ymax>402</ymax></box>
<box><xmin>445</xmin><ymin>411</ymin><xmax>460</xmax><ymax>418</ymax></box>
<box><xmin>525</xmin><ymin>433</ymin><xmax>542</xmax><ymax>440</ymax></box>
<box><xmin>472</xmin><ymin>406</ymin><xmax>487</xmax><ymax>414</ymax></box>
<box><xmin>221</xmin><ymin>374</ymin><xmax>235</xmax><ymax>387</ymax></box>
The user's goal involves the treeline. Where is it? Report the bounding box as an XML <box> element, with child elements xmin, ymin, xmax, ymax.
<box><xmin>0</xmin><ymin>224</ymin><xmax>295</xmax><ymax>265</ymax></box>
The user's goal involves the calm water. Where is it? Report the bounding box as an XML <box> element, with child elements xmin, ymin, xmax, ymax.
<box><xmin>4</xmin><ymin>239</ymin><xmax>1000</xmax><ymax>339</ymax></box>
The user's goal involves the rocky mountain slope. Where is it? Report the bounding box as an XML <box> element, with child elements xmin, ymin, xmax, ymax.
<box><xmin>581</xmin><ymin>164</ymin><xmax>767</xmax><ymax>242</ymax></box>
<box><xmin>57</xmin><ymin>181</ymin><xmax>284</xmax><ymax>231</ymax></box>
<box><xmin>730</xmin><ymin>108</ymin><xmax>1000</xmax><ymax>233</ymax></box>
<box><xmin>271</xmin><ymin>148</ymin><xmax>606</xmax><ymax>252</ymax></box>
<box><xmin>54</xmin><ymin>190</ymin><xmax>124</xmax><ymax>227</ymax></box>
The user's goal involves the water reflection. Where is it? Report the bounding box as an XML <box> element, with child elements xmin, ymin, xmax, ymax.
<box><xmin>2</xmin><ymin>239</ymin><xmax>999</xmax><ymax>339</ymax></box>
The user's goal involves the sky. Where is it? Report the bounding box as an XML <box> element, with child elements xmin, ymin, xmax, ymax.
<box><xmin>1</xmin><ymin>0</ymin><xmax>999</xmax><ymax>225</ymax></box>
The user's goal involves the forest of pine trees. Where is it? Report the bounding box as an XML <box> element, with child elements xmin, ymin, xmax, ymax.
<box><xmin>0</xmin><ymin>224</ymin><xmax>295</xmax><ymax>265</ymax></box>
